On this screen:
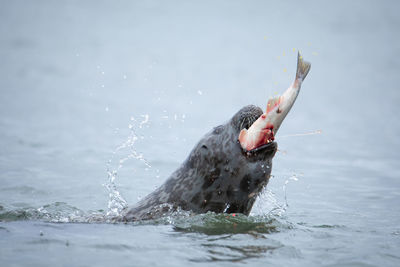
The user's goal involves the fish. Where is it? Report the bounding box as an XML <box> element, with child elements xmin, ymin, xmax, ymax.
<box><xmin>238</xmin><ymin>52</ymin><xmax>311</xmax><ymax>152</ymax></box>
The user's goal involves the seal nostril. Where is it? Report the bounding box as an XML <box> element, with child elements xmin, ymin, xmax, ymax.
<box><xmin>201</xmin><ymin>145</ymin><xmax>208</xmax><ymax>150</ymax></box>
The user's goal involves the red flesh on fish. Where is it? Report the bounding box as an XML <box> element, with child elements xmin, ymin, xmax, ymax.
<box><xmin>238</xmin><ymin>52</ymin><xmax>311</xmax><ymax>152</ymax></box>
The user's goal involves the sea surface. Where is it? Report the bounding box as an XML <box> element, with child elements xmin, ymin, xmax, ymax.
<box><xmin>1</xmin><ymin>1</ymin><xmax>399</xmax><ymax>266</ymax></box>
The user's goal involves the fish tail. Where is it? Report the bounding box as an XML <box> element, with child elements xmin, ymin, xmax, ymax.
<box><xmin>296</xmin><ymin>51</ymin><xmax>311</xmax><ymax>82</ymax></box>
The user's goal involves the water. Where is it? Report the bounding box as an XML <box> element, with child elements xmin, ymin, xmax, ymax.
<box><xmin>1</xmin><ymin>0</ymin><xmax>399</xmax><ymax>266</ymax></box>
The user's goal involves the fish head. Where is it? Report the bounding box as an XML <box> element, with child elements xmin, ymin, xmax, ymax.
<box><xmin>233</xmin><ymin>105</ymin><xmax>278</xmax><ymax>160</ymax></box>
<box><xmin>238</xmin><ymin>110</ymin><xmax>276</xmax><ymax>153</ymax></box>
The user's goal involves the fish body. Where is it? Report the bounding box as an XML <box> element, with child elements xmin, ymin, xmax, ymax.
<box><xmin>239</xmin><ymin>52</ymin><xmax>311</xmax><ymax>151</ymax></box>
<box><xmin>238</xmin><ymin>113</ymin><xmax>275</xmax><ymax>151</ymax></box>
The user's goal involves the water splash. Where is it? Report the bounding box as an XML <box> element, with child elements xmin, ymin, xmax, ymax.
<box><xmin>252</xmin><ymin>188</ymin><xmax>287</xmax><ymax>217</ymax></box>
<box><xmin>139</xmin><ymin>114</ymin><xmax>149</xmax><ymax>128</ymax></box>
<box><xmin>223</xmin><ymin>203</ymin><xmax>231</xmax><ymax>213</ymax></box>
<box><xmin>252</xmin><ymin>172</ymin><xmax>302</xmax><ymax>217</ymax></box>
<box><xmin>282</xmin><ymin>173</ymin><xmax>301</xmax><ymax>207</ymax></box>
<box><xmin>104</xmin><ymin>116</ymin><xmax>154</xmax><ymax>217</ymax></box>
<box><xmin>104</xmin><ymin>170</ymin><xmax>128</xmax><ymax>217</ymax></box>
<box><xmin>0</xmin><ymin>202</ymin><xmax>87</xmax><ymax>223</ymax></box>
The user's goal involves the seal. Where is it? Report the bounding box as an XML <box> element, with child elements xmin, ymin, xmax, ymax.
<box><xmin>122</xmin><ymin>52</ymin><xmax>310</xmax><ymax>221</ymax></box>
<box><xmin>122</xmin><ymin>105</ymin><xmax>277</xmax><ymax>221</ymax></box>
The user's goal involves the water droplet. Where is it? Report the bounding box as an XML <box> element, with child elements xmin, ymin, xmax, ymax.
<box><xmin>139</xmin><ymin>114</ymin><xmax>149</xmax><ymax>128</ymax></box>
<box><xmin>197</xmin><ymin>90</ymin><xmax>203</xmax><ymax>95</ymax></box>
<box><xmin>105</xmin><ymin>107</ymin><xmax>109</xmax><ymax>112</ymax></box>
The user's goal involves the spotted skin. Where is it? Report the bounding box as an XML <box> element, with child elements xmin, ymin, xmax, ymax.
<box><xmin>122</xmin><ymin>105</ymin><xmax>277</xmax><ymax>221</ymax></box>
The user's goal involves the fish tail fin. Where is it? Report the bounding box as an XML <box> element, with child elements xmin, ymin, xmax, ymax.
<box><xmin>296</xmin><ymin>51</ymin><xmax>311</xmax><ymax>82</ymax></box>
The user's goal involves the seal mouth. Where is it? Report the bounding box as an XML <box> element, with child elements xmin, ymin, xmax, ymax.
<box><xmin>242</xmin><ymin>141</ymin><xmax>277</xmax><ymax>157</ymax></box>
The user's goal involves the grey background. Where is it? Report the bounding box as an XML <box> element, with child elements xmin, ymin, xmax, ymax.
<box><xmin>0</xmin><ymin>1</ymin><xmax>399</xmax><ymax>266</ymax></box>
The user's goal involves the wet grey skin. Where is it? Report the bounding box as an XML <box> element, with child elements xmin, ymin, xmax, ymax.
<box><xmin>122</xmin><ymin>105</ymin><xmax>277</xmax><ymax>221</ymax></box>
